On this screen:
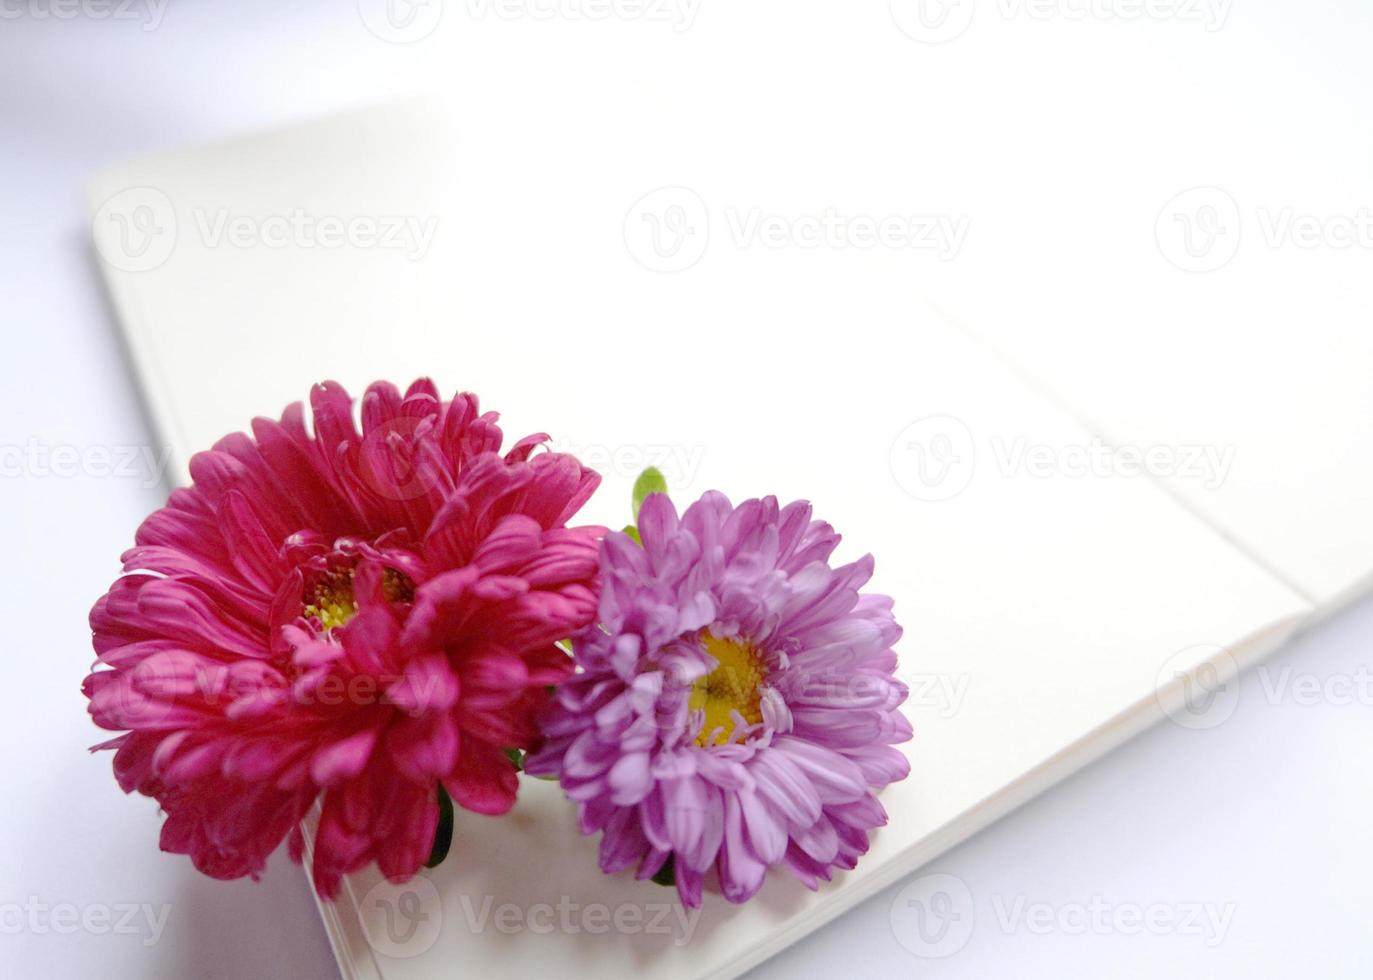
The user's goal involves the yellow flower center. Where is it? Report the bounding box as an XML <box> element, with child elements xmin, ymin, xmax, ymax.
<box><xmin>303</xmin><ymin>566</ymin><xmax>414</xmax><ymax>630</ymax></box>
<box><xmin>689</xmin><ymin>634</ymin><xmax>766</xmax><ymax>747</ymax></box>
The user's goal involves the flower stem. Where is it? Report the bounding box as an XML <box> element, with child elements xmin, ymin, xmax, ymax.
<box><xmin>425</xmin><ymin>784</ymin><xmax>454</xmax><ymax>869</ymax></box>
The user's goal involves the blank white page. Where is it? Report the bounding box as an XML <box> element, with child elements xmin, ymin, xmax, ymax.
<box><xmin>901</xmin><ymin>16</ymin><xmax>1373</xmax><ymax>612</ymax></box>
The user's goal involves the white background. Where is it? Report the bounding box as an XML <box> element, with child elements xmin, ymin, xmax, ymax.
<box><xmin>3</xmin><ymin>2</ymin><xmax>1372</xmax><ymax>977</ymax></box>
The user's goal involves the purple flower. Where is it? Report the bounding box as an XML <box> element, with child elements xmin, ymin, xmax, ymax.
<box><xmin>526</xmin><ymin>491</ymin><xmax>911</xmax><ymax>907</ymax></box>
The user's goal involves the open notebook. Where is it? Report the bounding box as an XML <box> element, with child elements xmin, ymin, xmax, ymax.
<box><xmin>86</xmin><ymin>100</ymin><xmax>1369</xmax><ymax>980</ymax></box>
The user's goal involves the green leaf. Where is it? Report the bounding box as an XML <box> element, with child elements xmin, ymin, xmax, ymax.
<box><xmin>425</xmin><ymin>784</ymin><xmax>454</xmax><ymax>869</ymax></box>
<box><xmin>503</xmin><ymin>747</ymin><xmax>525</xmax><ymax>771</ymax></box>
<box><xmin>621</xmin><ymin>524</ymin><xmax>642</xmax><ymax>545</ymax></box>
<box><xmin>631</xmin><ymin>467</ymin><xmax>668</xmax><ymax>523</ymax></box>
<box><xmin>650</xmin><ymin>853</ymin><xmax>676</xmax><ymax>888</ymax></box>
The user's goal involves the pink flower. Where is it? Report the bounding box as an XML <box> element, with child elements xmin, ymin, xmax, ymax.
<box><xmin>84</xmin><ymin>380</ymin><xmax>603</xmax><ymax>898</ymax></box>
